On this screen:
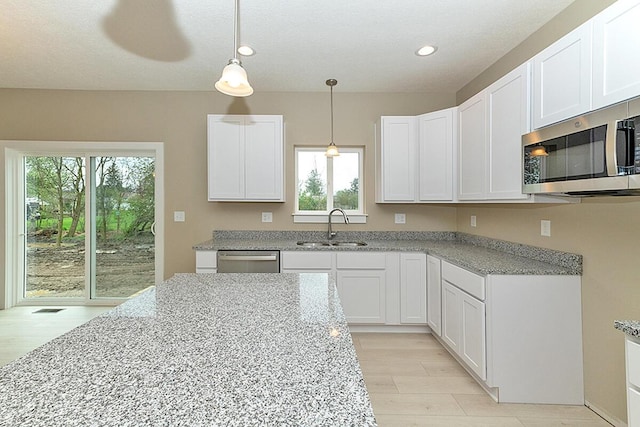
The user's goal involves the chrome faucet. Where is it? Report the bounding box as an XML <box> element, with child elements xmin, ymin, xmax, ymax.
<box><xmin>327</xmin><ymin>208</ymin><xmax>349</xmax><ymax>240</ymax></box>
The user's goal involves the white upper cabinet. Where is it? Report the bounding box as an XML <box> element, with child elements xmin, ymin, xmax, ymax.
<box><xmin>458</xmin><ymin>91</ymin><xmax>487</xmax><ymax>200</ymax></box>
<box><xmin>418</xmin><ymin>108</ymin><xmax>456</xmax><ymax>201</ymax></box>
<box><xmin>532</xmin><ymin>21</ymin><xmax>592</xmax><ymax>129</ymax></box>
<box><xmin>378</xmin><ymin>116</ymin><xmax>417</xmax><ymax>202</ymax></box>
<box><xmin>458</xmin><ymin>63</ymin><xmax>530</xmax><ymax>201</ymax></box>
<box><xmin>486</xmin><ymin>63</ymin><xmax>531</xmax><ymax>200</ymax></box>
<box><xmin>377</xmin><ymin>111</ymin><xmax>456</xmax><ymax>203</ymax></box>
<box><xmin>207</xmin><ymin>115</ymin><xmax>284</xmax><ymax>201</ymax></box>
<box><xmin>592</xmin><ymin>0</ymin><xmax>640</xmax><ymax>109</ymax></box>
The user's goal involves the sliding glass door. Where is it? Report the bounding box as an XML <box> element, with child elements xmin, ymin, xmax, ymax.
<box><xmin>13</xmin><ymin>143</ymin><xmax>163</xmax><ymax>304</ymax></box>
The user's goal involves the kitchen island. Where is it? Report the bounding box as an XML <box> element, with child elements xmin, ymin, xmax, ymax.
<box><xmin>0</xmin><ymin>273</ymin><xmax>376</xmax><ymax>426</ymax></box>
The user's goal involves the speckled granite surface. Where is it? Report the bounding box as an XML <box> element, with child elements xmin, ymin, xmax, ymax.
<box><xmin>194</xmin><ymin>231</ymin><xmax>582</xmax><ymax>276</ymax></box>
<box><xmin>0</xmin><ymin>273</ymin><xmax>376</xmax><ymax>427</ymax></box>
<box><xmin>614</xmin><ymin>320</ymin><xmax>640</xmax><ymax>338</ymax></box>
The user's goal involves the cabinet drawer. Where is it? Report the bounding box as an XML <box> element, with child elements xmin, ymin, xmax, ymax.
<box><xmin>628</xmin><ymin>338</ymin><xmax>640</xmax><ymax>388</ymax></box>
<box><xmin>336</xmin><ymin>252</ymin><xmax>387</xmax><ymax>270</ymax></box>
<box><xmin>196</xmin><ymin>251</ymin><xmax>217</xmax><ymax>268</ymax></box>
<box><xmin>442</xmin><ymin>261</ymin><xmax>485</xmax><ymax>300</ymax></box>
<box><xmin>281</xmin><ymin>251</ymin><xmax>333</xmax><ymax>270</ymax></box>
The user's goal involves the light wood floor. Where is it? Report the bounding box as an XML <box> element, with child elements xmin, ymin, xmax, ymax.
<box><xmin>0</xmin><ymin>305</ymin><xmax>113</xmax><ymax>367</ymax></box>
<box><xmin>352</xmin><ymin>332</ymin><xmax>611</xmax><ymax>427</ymax></box>
<box><xmin>0</xmin><ymin>308</ymin><xmax>612</xmax><ymax>426</ymax></box>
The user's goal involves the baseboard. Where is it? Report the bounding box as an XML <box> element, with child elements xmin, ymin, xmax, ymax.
<box><xmin>585</xmin><ymin>400</ymin><xmax>626</xmax><ymax>427</ymax></box>
<box><xmin>348</xmin><ymin>324</ymin><xmax>431</xmax><ymax>333</ymax></box>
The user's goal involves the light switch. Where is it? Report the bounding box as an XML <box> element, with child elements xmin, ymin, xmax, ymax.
<box><xmin>470</xmin><ymin>215</ymin><xmax>477</xmax><ymax>227</ymax></box>
<box><xmin>541</xmin><ymin>220</ymin><xmax>551</xmax><ymax>237</ymax></box>
<box><xmin>174</xmin><ymin>211</ymin><xmax>185</xmax><ymax>222</ymax></box>
<box><xmin>394</xmin><ymin>213</ymin><xmax>406</xmax><ymax>224</ymax></box>
<box><xmin>262</xmin><ymin>212</ymin><xmax>273</xmax><ymax>223</ymax></box>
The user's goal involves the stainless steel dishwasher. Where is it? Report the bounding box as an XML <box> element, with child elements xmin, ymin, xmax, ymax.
<box><xmin>216</xmin><ymin>250</ymin><xmax>280</xmax><ymax>273</ymax></box>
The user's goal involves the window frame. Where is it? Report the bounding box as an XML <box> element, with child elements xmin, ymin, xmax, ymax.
<box><xmin>293</xmin><ymin>146</ymin><xmax>366</xmax><ymax>224</ymax></box>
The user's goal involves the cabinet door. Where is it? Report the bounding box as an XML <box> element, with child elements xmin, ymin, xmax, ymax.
<box><xmin>461</xmin><ymin>293</ymin><xmax>486</xmax><ymax>380</ymax></box>
<box><xmin>207</xmin><ymin>115</ymin><xmax>245</xmax><ymax>200</ymax></box>
<box><xmin>337</xmin><ymin>270</ymin><xmax>386</xmax><ymax>324</ymax></box>
<box><xmin>380</xmin><ymin>116</ymin><xmax>417</xmax><ymax>201</ymax></box>
<box><xmin>400</xmin><ymin>253</ymin><xmax>426</xmax><ymax>324</ymax></box>
<box><xmin>486</xmin><ymin>63</ymin><xmax>530</xmax><ymax>200</ymax></box>
<box><xmin>418</xmin><ymin>108</ymin><xmax>455</xmax><ymax>201</ymax></box>
<box><xmin>458</xmin><ymin>92</ymin><xmax>486</xmax><ymax>200</ymax></box>
<box><xmin>532</xmin><ymin>21</ymin><xmax>592</xmax><ymax>129</ymax></box>
<box><xmin>244</xmin><ymin>116</ymin><xmax>284</xmax><ymax>200</ymax></box>
<box><xmin>427</xmin><ymin>255</ymin><xmax>442</xmax><ymax>336</ymax></box>
<box><xmin>441</xmin><ymin>281</ymin><xmax>461</xmax><ymax>353</ymax></box>
<box><xmin>592</xmin><ymin>0</ymin><xmax>640</xmax><ymax>109</ymax></box>
<box><xmin>629</xmin><ymin>387</ymin><xmax>640</xmax><ymax>427</ymax></box>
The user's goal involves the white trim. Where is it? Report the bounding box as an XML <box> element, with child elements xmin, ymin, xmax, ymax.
<box><xmin>1</xmin><ymin>140</ymin><xmax>164</xmax><ymax>308</ymax></box>
<box><xmin>292</xmin><ymin>213</ymin><xmax>368</xmax><ymax>224</ymax></box>
<box><xmin>294</xmin><ymin>146</ymin><xmax>365</xmax><ymax>215</ymax></box>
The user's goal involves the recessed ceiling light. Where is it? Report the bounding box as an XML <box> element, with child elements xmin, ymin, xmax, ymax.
<box><xmin>416</xmin><ymin>45</ymin><xmax>438</xmax><ymax>56</ymax></box>
<box><xmin>238</xmin><ymin>45</ymin><xmax>255</xmax><ymax>56</ymax></box>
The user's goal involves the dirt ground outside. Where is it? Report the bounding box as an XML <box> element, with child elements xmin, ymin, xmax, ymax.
<box><xmin>26</xmin><ymin>235</ymin><xmax>155</xmax><ymax>299</ymax></box>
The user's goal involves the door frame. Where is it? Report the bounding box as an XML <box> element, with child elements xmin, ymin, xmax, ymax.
<box><xmin>1</xmin><ymin>141</ymin><xmax>164</xmax><ymax>308</ymax></box>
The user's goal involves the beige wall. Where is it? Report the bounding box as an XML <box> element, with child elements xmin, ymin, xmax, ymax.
<box><xmin>455</xmin><ymin>0</ymin><xmax>633</xmax><ymax>422</ymax></box>
<box><xmin>0</xmin><ymin>89</ymin><xmax>457</xmax><ymax>287</ymax></box>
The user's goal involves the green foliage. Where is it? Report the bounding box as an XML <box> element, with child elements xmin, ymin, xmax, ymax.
<box><xmin>298</xmin><ymin>168</ymin><xmax>327</xmax><ymax>211</ymax></box>
<box><xmin>334</xmin><ymin>178</ymin><xmax>359</xmax><ymax>210</ymax></box>
<box><xmin>26</xmin><ymin>156</ymin><xmax>155</xmax><ymax>243</ymax></box>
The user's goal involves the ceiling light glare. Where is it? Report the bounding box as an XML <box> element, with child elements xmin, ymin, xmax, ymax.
<box><xmin>416</xmin><ymin>45</ymin><xmax>438</xmax><ymax>56</ymax></box>
<box><xmin>238</xmin><ymin>45</ymin><xmax>255</xmax><ymax>56</ymax></box>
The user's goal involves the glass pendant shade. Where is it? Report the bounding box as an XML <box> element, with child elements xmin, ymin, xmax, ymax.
<box><xmin>325</xmin><ymin>142</ymin><xmax>339</xmax><ymax>157</ymax></box>
<box><xmin>215</xmin><ymin>59</ymin><xmax>253</xmax><ymax>97</ymax></box>
<box><xmin>215</xmin><ymin>0</ymin><xmax>253</xmax><ymax>97</ymax></box>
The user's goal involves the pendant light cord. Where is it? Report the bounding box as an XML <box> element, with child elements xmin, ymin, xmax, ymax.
<box><xmin>330</xmin><ymin>84</ymin><xmax>334</xmax><ymax>144</ymax></box>
<box><xmin>233</xmin><ymin>0</ymin><xmax>238</xmax><ymax>60</ymax></box>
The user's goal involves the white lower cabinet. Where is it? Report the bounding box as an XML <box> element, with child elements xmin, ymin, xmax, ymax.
<box><xmin>280</xmin><ymin>251</ymin><xmax>427</xmax><ymax>326</ymax></box>
<box><xmin>336</xmin><ymin>270</ymin><xmax>386</xmax><ymax>324</ymax></box>
<box><xmin>626</xmin><ymin>337</ymin><xmax>640</xmax><ymax>426</ymax></box>
<box><xmin>436</xmin><ymin>258</ymin><xmax>583</xmax><ymax>405</ymax></box>
<box><xmin>336</xmin><ymin>252</ymin><xmax>387</xmax><ymax>324</ymax></box>
<box><xmin>426</xmin><ymin>255</ymin><xmax>442</xmax><ymax>336</ymax></box>
<box><xmin>280</xmin><ymin>251</ymin><xmax>334</xmax><ymax>273</ymax></box>
<box><xmin>441</xmin><ymin>274</ymin><xmax>486</xmax><ymax>381</ymax></box>
<box><xmin>400</xmin><ymin>253</ymin><xmax>427</xmax><ymax>324</ymax></box>
<box><xmin>195</xmin><ymin>250</ymin><xmax>217</xmax><ymax>273</ymax></box>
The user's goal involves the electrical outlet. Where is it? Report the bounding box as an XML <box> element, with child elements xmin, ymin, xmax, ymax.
<box><xmin>261</xmin><ymin>212</ymin><xmax>273</xmax><ymax>223</ymax></box>
<box><xmin>470</xmin><ymin>215</ymin><xmax>477</xmax><ymax>227</ymax></box>
<box><xmin>394</xmin><ymin>213</ymin><xmax>406</xmax><ymax>224</ymax></box>
<box><xmin>541</xmin><ymin>220</ymin><xmax>551</xmax><ymax>237</ymax></box>
<box><xmin>173</xmin><ymin>211</ymin><xmax>185</xmax><ymax>222</ymax></box>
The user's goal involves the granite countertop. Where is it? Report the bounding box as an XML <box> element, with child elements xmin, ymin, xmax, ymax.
<box><xmin>614</xmin><ymin>320</ymin><xmax>640</xmax><ymax>338</ymax></box>
<box><xmin>0</xmin><ymin>273</ymin><xmax>376</xmax><ymax>427</ymax></box>
<box><xmin>194</xmin><ymin>231</ymin><xmax>582</xmax><ymax>276</ymax></box>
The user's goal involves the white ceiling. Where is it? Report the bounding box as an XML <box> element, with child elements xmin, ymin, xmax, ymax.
<box><xmin>0</xmin><ymin>0</ymin><xmax>575</xmax><ymax>93</ymax></box>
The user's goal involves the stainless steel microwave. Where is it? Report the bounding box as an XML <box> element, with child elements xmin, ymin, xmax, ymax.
<box><xmin>522</xmin><ymin>103</ymin><xmax>640</xmax><ymax>196</ymax></box>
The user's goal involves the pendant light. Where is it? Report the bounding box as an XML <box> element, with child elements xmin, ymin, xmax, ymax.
<box><xmin>215</xmin><ymin>0</ymin><xmax>253</xmax><ymax>97</ymax></box>
<box><xmin>325</xmin><ymin>79</ymin><xmax>339</xmax><ymax>157</ymax></box>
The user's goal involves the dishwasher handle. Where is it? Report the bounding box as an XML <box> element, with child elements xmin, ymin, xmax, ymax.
<box><xmin>217</xmin><ymin>254</ymin><xmax>278</xmax><ymax>262</ymax></box>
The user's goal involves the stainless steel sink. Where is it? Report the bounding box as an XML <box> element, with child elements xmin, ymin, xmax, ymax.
<box><xmin>296</xmin><ymin>241</ymin><xmax>332</xmax><ymax>247</ymax></box>
<box><xmin>330</xmin><ymin>241</ymin><xmax>367</xmax><ymax>247</ymax></box>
